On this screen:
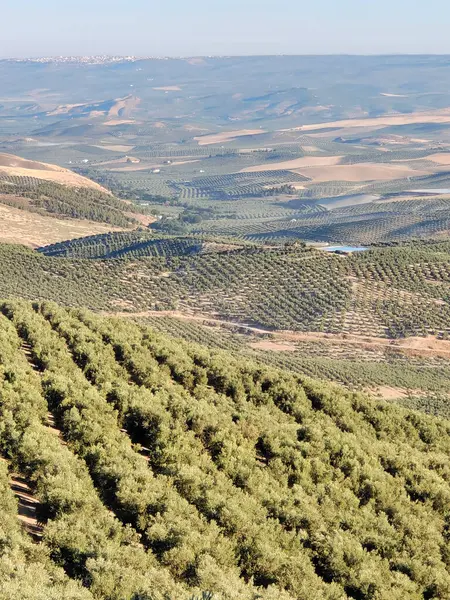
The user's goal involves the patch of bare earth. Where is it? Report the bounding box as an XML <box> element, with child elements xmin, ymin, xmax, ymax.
<box><xmin>46</xmin><ymin>411</ymin><xmax>66</xmax><ymax>443</ymax></box>
<box><xmin>284</xmin><ymin>108</ymin><xmax>450</xmax><ymax>132</ymax></box>
<box><xmin>296</xmin><ymin>163</ymin><xmax>428</xmax><ymax>182</ymax></box>
<box><xmin>200</xmin><ymin>241</ymin><xmax>245</xmax><ymax>254</ymax></box>
<box><xmin>47</xmin><ymin>102</ymin><xmax>86</xmax><ymax>115</ymax></box>
<box><xmin>0</xmin><ymin>203</ymin><xmax>123</xmax><ymax>247</ymax></box>
<box><xmin>153</xmin><ymin>86</ymin><xmax>182</xmax><ymax>92</ymax></box>
<box><xmin>94</xmin><ymin>144</ymin><xmax>136</xmax><ymax>152</ymax></box>
<box><xmin>183</xmin><ymin>124</ymin><xmax>210</xmax><ymax>132</ymax></box>
<box><xmin>240</xmin><ymin>155</ymin><xmax>342</xmax><ymax>173</ymax></box>
<box><xmin>124</xmin><ymin>212</ymin><xmax>156</xmax><ymax>226</ymax></box>
<box><xmin>107</xmin><ymin>95</ymin><xmax>141</xmax><ymax>118</ymax></box>
<box><xmin>368</xmin><ymin>386</ymin><xmax>411</xmax><ymax>400</ymax></box>
<box><xmin>427</xmin><ymin>153</ymin><xmax>450</xmax><ymax>165</ymax></box>
<box><xmin>380</xmin><ymin>93</ymin><xmax>408</xmax><ymax>98</ymax></box>
<box><xmin>301</xmin><ymin>145</ymin><xmax>323</xmax><ymax>152</ymax></box>
<box><xmin>104</xmin><ymin>119</ymin><xmax>139</xmax><ymax>126</ymax></box>
<box><xmin>195</xmin><ymin>129</ymin><xmax>267</xmax><ymax>146</ymax></box>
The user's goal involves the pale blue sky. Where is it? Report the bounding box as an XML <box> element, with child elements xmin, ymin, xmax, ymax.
<box><xmin>2</xmin><ymin>0</ymin><xmax>450</xmax><ymax>57</ymax></box>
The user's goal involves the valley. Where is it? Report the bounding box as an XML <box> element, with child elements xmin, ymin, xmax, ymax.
<box><xmin>2</xmin><ymin>54</ymin><xmax>450</xmax><ymax>410</ymax></box>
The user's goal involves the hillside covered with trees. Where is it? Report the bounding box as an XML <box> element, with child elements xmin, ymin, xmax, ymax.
<box><xmin>1</xmin><ymin>239</ymin><xmax>449</xmax><ymax>340</ymax></box>
<box><xmin>0</xmin><ymin>175</ymin><xmax>148</xmax><ymax>227</ymax></box>
<box><xmin>1</xmin><ymin>300</ymin><xmax>450</xmax><ymax>598</ymax></box>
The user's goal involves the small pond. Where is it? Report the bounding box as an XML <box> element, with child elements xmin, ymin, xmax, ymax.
<box><xmin>322</xmin><ymin>246</ymin><xmax>368</xmax><ymax>253</ymax></box>
<box><xmin>408</xmin><ymin>189</ymin><xmax>450</xmax><ymax>195</ymax></box>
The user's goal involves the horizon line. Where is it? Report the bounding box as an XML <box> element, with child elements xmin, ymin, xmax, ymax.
<box><xmin>3</xmin><ymin>52</ymin><xmax>450</xmax><ymax>61</ymax></box>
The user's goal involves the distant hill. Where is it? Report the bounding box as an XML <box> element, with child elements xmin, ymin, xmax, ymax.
<box><xmin>0</xmin><ymin>153</ymin><xmax>154</xmax><ymax>239</ymax></box>
<box><xmin>39</xmin><ymin>231</ymin><xmax>246</xmax><ymax>259</ymax></box>
<box><xmin>47</xmin><ymin>94</ymin><xmax>140</xmax><ymax>120</ymax></box>
<box><xmin>4</xmin><ymin>238</ymin><xmax>450</xmax><ymax>341</ymax></box>
<box><xmin>0</xmin><ymin>152</ymin><xmax>109</xmax><ymax>191</ymax></box>
<box><xmin>4</xmin><ymin>55</ymin><xmax>450</xmax><ymax>130</ymax></box>
<box><xmin>2</xmin><ymin>56</ymin><xmax>450</xmax><ymax>147</ymax></box>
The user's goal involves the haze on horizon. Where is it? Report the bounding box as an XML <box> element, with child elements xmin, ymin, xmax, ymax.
<box><xmin>2</xmin><ymin>0</ymin><xmax>450</xmax><ymax>59</ymax></box>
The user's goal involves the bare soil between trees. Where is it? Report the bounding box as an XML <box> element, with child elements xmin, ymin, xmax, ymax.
<box><xmin>10</xmin><ymin>475</ymin><xmax>43</xmax><ymax>539</ymax></box>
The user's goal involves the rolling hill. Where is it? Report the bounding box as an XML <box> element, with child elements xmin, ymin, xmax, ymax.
<box><xmin>0</xmin><ymin>235</ymin><xmax>443</xmax><ymax>409</ymax></box>
<box><xmin>0</xmin><ymin>237</ymin><xmax>449</xmax><ymax>407</ymax></box>
<box><xmin>0</xmin><ymin>153</ymin><xmax>154</xmax><ymax>242</ymax></box>
<box><xmin>30</xmin><ymin>237</ymin><xmax>450</xmax><ymax>340</ymax></box>
<box><xmin>0</xmin><ymin>153</ymin><xmax>108</xmax><ymax>191</ymax></box>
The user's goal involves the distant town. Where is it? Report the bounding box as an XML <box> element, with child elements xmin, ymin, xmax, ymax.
<box><xmin>2</xmin><ymin>56</ymin><xmax>164</xmax><ymax>65</ymax></box>
<box><xmin>2</xmin><ymin>55</ymin><xmax>239</xmax><ymax>65</ymax></box>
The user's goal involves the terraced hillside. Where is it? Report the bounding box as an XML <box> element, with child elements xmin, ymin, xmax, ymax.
<box><xmin>2</xmin><ymin>299</ymin><xmax>450</xmax><ymax>598</ymax></box>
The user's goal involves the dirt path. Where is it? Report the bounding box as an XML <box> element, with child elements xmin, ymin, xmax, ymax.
<box><xmin>104</xmin><ymin>309</ymin><xmax>450</xmax><ymax>358</ymax></box>
<box><xmin>46</xmin><ymin>411</ymin><xmax>67</xmax><ymax>444</ymax></box>
<box><xmin>0</xmin><ymin>344</ymin><xmax>44</xmax><ymax>540</ymax></box>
